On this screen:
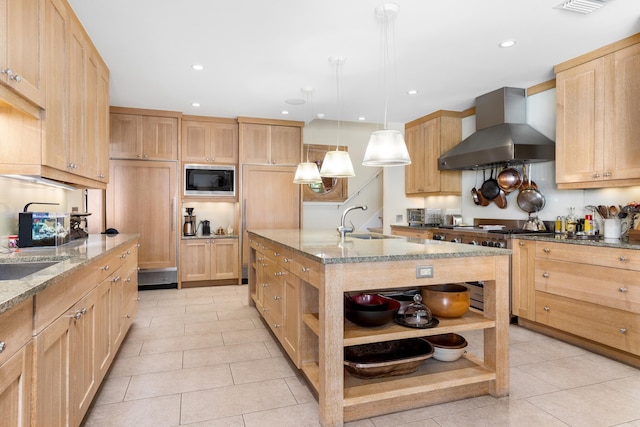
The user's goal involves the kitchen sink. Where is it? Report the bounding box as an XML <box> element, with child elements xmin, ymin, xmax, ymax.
<box><xmin>348</xmin><ymin>233</ymin><xmax>398</xmax><ymax>240</ymax></box>
<box><xmin>0</xmin><ymin>261</ymin><xmax>59</xmax><ymax>281</ymax></box>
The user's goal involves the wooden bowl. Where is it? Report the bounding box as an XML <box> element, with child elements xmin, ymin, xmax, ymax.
<box><xmin>344</xmin><ymin>338</ymin><xmax>434</xmax><ymax>378</ymax></box>
<box><xmin>421</xmin><ymin>284</ymin><xmax>470</xmax><ymax>318</ymax></box>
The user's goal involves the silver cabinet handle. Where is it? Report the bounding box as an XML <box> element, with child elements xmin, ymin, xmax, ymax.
<box><xmin>593</xmin><ymin>173</ymin><xmax>601</xmax><ymax>178</ymax></box>
<box><xmin>519</xmin><ymin>241</ymin><xmax>525</xmax><ymax>246</ymax></box>
<box><xmin>542</xmin><ymin>272</ymin><xmax>549</xmax><ymax>278</ymax></box>
<box><xmin>111</xmin><ymin>276</ymin><xmax>121</xmax><ymax>283</ymax></box>
<box><xmin>262</xmin><ymin>283</ymin><xmax>268</xmax><ymax>287</ymax></box>
<box><xmin>619</xmin><ymin>287</ymin><xmax>628</xmax><ymax>293</ymax></box>
<box><xmin>604</xmin><ymin>172</ymin><xmax>612</xmax><ymax>177</ymax></box>
<box><xmin>283</xmin><ymin>257</ymin><xmax>291</xmax><ymax>263</ymax></box>
<box><xmin>619</xmin><ymin>256</ymin><xmax>627</xmax><ymax>261</ymax></box>
<box><xmin>10</xmin><ymin>73</ymin><xmax>22</xmax><ymax>82</ymax></box>
<box><xmin>301</xmin><ymin>267</ymin><xmax>309</xmax><ymax>272</ymax></box>
<box><xmin>543</xmin><ymin>248</ymin><xmax>550</xmax><ymax>253</ymax></box>
<box><xmin>273</xmin><ymin>323</ymin><xmax>280</xmax><ymax>328</ymax></box>
<box><xmin>543</xmin><ymin>306</ymin><xmax>550</xmax><ymax>312</ymax></box>
<box><xmin>0</xmin><ymin>341</ymin><xmax>5</xmax><ymax>353</ymax></box>
<box><xmin>619</xmin><ymin>328</ymin><xmax>627</xmax><ymax>334</ymax></box>
<box><xmin>273</xmin><ymin>295</ymin><xmax>281</xmax><ymax>300</ymax></box>
<box><xmin>102</xmin><ymin>265</ymin><xmax>110</xmax><ymax>271</ymax></box>
<box><xmin>1</xmin><ymin>68</ymin><xmax>13</xmax><ymax>76</ymax></box>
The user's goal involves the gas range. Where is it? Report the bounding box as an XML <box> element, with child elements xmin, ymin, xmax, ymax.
<box><xmin>432</xmin><ymin>219</ymin><xmax>554</xmax><ymax>248</ymax></box>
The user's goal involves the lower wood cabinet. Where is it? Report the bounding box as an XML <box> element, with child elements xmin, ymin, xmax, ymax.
<box><xmin>390</xmin><ymin>226</ymin><xmax>433</xmax><ymax>239</ymax></box>
<box><xmin>180</xmin><ymin>238</ymin><xmax>239</xmax><ymax>284</ymax></box>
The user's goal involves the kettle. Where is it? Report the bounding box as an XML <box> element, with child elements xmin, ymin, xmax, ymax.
<box><xmin>201</xmin><ymin>220</ymin><xmax>211</xmax><ymax>235</ymax></box>
<box><xmin>523</xmin><ymin>214</ymin><xmax>546</xmax><ymax>231</ymax></box>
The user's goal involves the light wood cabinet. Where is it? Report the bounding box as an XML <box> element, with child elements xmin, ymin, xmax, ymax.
<box><xmin>0</xmin><ymin>0</ymin><xmax>44</xmax><ymax>111</ymax></box>
<box><xmin>0</xmin><ymin>298</ymin><xmax>33</xmax><ymax>427</ymax></box>
<box><xmin>390</xmin><ymin>226</ymin><xmax>433</xmax><ymax>240</ymax></box>
<box><xmin>110</xmin><ymin>109</ymin><xmax>180</xmax><ymax>160</ymax></box>
<box><xmin>180</xmin><ymin>238</ymin><xmax>239</xmax><ymax>283</ymax></box>
<box><xmin>239</xmin><ymin>119</ymin><xmax>302</xmax><ymax>165</ymax></box>
<box><xmin>182</xmin><ymin>117</ymin><xmax>238</xmax><ymax>164</ymax></box>
<box><xmin>107</xmin><ymin>160</ymin><xmax>177</xmax><ymax>270</ymax></box>
<box><xmin>404</xmin><ymin>111</ymin><xmax>461</xmax><ymax>196</ymax></box>
<box><xmin>511</xmin><ymin>239</ymin><xmax>536</xmax><ymax>321</ymax></box>
<box><xmin>555</xmin><ymin>33</ymin><xmax>640</xmax><ymax>189</ymax></box>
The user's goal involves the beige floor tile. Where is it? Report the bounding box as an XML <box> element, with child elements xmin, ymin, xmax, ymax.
<box><xmin>509</xmin><ymin>345</ymin><xmax>545</xmax><ymax>367</ymax></box>
<box><xmin>508</xmin><ymin>324</ymin><xmax>545</xmax><ymax>343</ymax></box>
<box><xmin>131</xmin><ymin>315</ymin><xmax>152</xmax><ymax>328</ymax></box>
<box><xmin>344</xmin><ymin>420</ymin><xmax>376</xmax><ymax>427</ymax></box>
<box><xmin>186</xmin><ymin>300</ymin><xmax>245</xmax><ymax>313</ymax></box>
<box><xmin>136</xmin><ymin>304</ymin><xmax>187</xmax><ymax>317</ymax></box>
<box><xmin>527</xmin><ymin>382</ymin><xmax>640</xmax><ymax>426</ymax></box>
<box><xmin>125</xmin><ymin>364</ymin><xmax>234</xmax><ymax>400</ymax></box>
<box><xmin>108</xmin><ymin>351</ymin><xmax>183</xmax><ymax>378</ymax></box>
<box><xmin>216</xmin><ymin>306</ymin><xmax>261</xmax><ymax>320</ymax></box>
<box><xmin>221</xmin><ymin>328</ymin><xmax>274</xmax><ymax>345</ymax></box>
<box><xmin>149</xmin><ymin>310</ymin><xmax>220</xmax><ymax>327</ymax></box>
<box><xmin>367</xmin><ymin>398</ymin><xmax>483</xmax><ymax>427</ymax></box>
<box><xmin>510</xmin><ymin>336</ymin><xmax>588</xmax><ymax>361</ymax></box>
<box><xmin>432</xmin><ymin>398</ymin><xmax>566</xmax><ymax>427</ymax></box>
<box><xmin>243</xmin><ymin>401</ymin><xmax>320</xmax><ymax>427</ymax></box>
<box><xmin>116</xmin><ymin>338</ymin><xmax>143</xmax><ymax>357</ymax></box>
<box><xmin>183</xmin><ymin>342</ymin><xmax>272</xmax><ymax>368</ymax></box>
<box><xmin>508</xmin><ymin>366</ymin><xmax>560</xmax><ymax>400</ymax></box>
<box><xmin>375</xmin><ymin>420</ymin><xmax>441</xmax><ymax>427</ymax></box>
<box><xmin>230</xmin><ymin>356</ymin><xmax>297</xmax><ymax>385</ymax></box>
<box><xmin>91</xmin><ymin>376</ymin><xmax>130</xmax><ymax>406</ymax></box>
<box><xmin>185</xmin><ymin>318</ymin><xmax>257</xmax><ymax>335</ymax></box>
<box><xmin>180</xmin><ymin>379</ymin><xmax>297</xmax><ymax>424</ymax></box>
<box><xmin>126</xmin><ymin>323</ymin><xmax>185</xmax><ymax>341</ymax></box>
<box><xmin>181</xmin><ymin>415</ymin><xmax>246</xmax><ymax>426</ymax></box>
<box><xmin>140</xmin><ymin>333</ymin><xmax>224</xmax><ymax>355</ymax></box>
<box><xmin>616</xmin><ymin>421</ymin><xmax>640</xmax><ymax>427</ymax></box>
<box><xmin>604</xmin><ymin>373</ymin><xmax>640</xmax><ymax>400</ymax></box>
<box><xmin>82</xmin><ymin>394</ymin><xmax>181</xmax><ymax>427</ymax></box>
<box><xmin>285</xmin><ymin>375</ymin><xmax>316</xmax><ymax>404</ymax></box>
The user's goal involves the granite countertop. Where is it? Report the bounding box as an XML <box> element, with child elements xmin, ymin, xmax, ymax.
<box><xmin>249</xmin><ymin>229</ymin><xmax>510</xmax><ymax>264</ymax></box>
<box><xmin>515</xmin><ymin>234</ymin><xmax>640</xmax><ymax>249</ymax></box>
<box><xmin>0</xmin><ymin>234</ymin><xmax>139</xmax><ymax>314</ymax></box>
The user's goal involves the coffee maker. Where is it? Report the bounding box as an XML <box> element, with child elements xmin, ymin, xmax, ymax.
<box><xmin>183</xmin><ymin>208</ymin><xmax>196</xmax><ymax>236</ymax></box>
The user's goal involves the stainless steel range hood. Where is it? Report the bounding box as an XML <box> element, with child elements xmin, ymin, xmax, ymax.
<box><xmin>438</xmin><ymin>87</ymin><xmax>555</xmax><ymax>170</ymax></box>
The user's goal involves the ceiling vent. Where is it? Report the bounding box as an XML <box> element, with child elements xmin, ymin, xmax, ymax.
<box><xmin>554</xmin><ymin>0</ymin><xmax>611</xmax><ymax>14</ymax></box>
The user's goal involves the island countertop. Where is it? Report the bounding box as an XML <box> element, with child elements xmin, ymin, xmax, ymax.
<box><xmin>250</xmin><ymin>229</ymin><xmax>510</xmax><ymax>264</ymax></box>
<box><xmin>0</xmin><ymin>234</ymin><xmax>139</xmax><ymax>314</ymax></box>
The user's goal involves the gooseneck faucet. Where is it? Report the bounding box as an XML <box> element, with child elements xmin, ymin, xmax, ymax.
<box><xmin>338</xmin><ymin>205</ymin><xmax>368</xmax><ymax>239</ymax></box>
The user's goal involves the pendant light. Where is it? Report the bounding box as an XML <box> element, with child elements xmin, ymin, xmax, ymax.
<box><xmin>293</xmin><ymin>87</ymin><xmax>323</xmax><ymax>184</ymax></box>
<box><xmin>320</xmin><ymin>56</ymin><xmax>355</xmax><ymax>178</ymax></box>
<box><xmin>362</xmin><ymin>3</ymin><xmax>411</xmax><ymax>167</ymax></box>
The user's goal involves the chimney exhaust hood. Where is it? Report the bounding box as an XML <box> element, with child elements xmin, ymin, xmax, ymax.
<box><xmin>438</xmin><ymin>87</ymin><xmax>555</xmax><ymax>170</ymax></box>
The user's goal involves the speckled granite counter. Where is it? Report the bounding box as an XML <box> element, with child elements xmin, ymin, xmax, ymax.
<box><xmin>251</xmin><ymin>229</ymin><xmax>510</xmax><ymax>264</ymax></box>
<box><xmin>0</xmin><ymin>234</ymin><xmax>139</xmax><ymax>314</ymax></box>
<box><xmin>515</xmin><ymin>234</ymin><xmax>640</xmax><ymax>250</ymax></box>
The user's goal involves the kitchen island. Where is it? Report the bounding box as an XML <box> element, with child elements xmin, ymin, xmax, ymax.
<box><xmin>247</xmin><ymin>230</ymin><xmax>511</xmax><ymax>426</ymax></box>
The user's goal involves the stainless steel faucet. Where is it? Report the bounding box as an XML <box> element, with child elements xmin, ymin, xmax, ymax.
<box><xmin>338</xmin><ymin>205</ymin><xmax>368</xmax><ymax>238</ymax></box>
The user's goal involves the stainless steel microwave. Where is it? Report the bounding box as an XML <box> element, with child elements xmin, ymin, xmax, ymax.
<box><xmin>184</xmin><ymin>164</ymin><xmax>235</xmax><ymax>197</ymax></box>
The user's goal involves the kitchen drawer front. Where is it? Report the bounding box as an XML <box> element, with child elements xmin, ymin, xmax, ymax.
<box><xmin>97</xmin><ymin>247</ymin><xmax>128</xmax><ymax>283</ymax></box>
<box><xmin>535</xmin><ymin>259</ymin><xmax>640</xmax><ymax>313</ymax></box>
<box><xmin>263</xmin><ymin>280</ymin><xmax>284</xmax><ymax>320</ymax></box>
<box><xmin>0</xmin><ymin>297</ymin><xmax>33</xmax><ymax>366</ymax></box>
<box><xmin>535</xmin><ymin>241</ymin><xmax>640</xmax><ymax>271</ymax></box>
<box><xmin>536</xmin><ymin>291</ymin><xmax>640</xmax><ymax>355</ymax></box>
<box><xmin>391</xmin><ymin>228</ymin><xmax>432</xmax><ymax>239</ymax></box>
<box><xmin>262</xmin><ymin>305</ymin><xmax>283</xmax><ymax>339</ymax></box>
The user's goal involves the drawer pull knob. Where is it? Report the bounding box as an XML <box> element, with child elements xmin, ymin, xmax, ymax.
<box><xmin>619</xmin><ymin>287</ymin><xmax>628</xmax><ymax>293</ymax></box>
<box><xmin>0</xmin><ymin>341</ymin><xmax>5</xmax><ymax>353</ymax></box>
<box><xmin>262</xmin><ymin>307</ymin><xmax>267</xmax><ymax>312</ymax></box>
<box><xmin>619</xmin><ymin>256</ymin><xmax>627</xmax><ymax>261</ymax></box>
<box><xmin>519</xmin><ymin>241</ymin><xmax>525</xmax><ymax>246</ymax></box>
<box><xmin>273</xmin><ymin>252</ymin><xmax>280</xmax><ymax>257</ymax></box>
<box><xmin>274</xmin><ymin>295</ymin><xmax>281</xmax><ymax>300</ymax></box>
<box><xmin>619</xmin><ymin>328</ymin><xmax>627</xmax><ymax>334</ymax></box>
<box><xmin>543</xmin><ymin>306</ymin><xmax>550</xmax><ymax>312</ymax></box>
<box><xmin>543</xmin><ymin>248</ymin><xmax>550</xmax><ymax>253</ymax></box>
<box><xmin>262</xmin><ymin>283</ymin><xmax>268</xmax><ymax>287</ymax></box>
<box><xmin>542</xmin><ymin>272</ymin><xmax>549</xmax><ymax>278</ymax></box>
<box><xmin>102</xmin><ymin>265</ymin><xmax>110</xmax><ymax>271</ymax></box>
<box><xmin>283</xmin><ymin>257</ymin><xmax>291</xmax><ymax>263</ymax></box>
<box><xmin>273</xmin><ymin>323</ymin><xmax>280</xmax><ymax>329</ymax></box>
<box><xmin>301</xmin><ymin>267</ymin><xmax>310</xmax><ymax>272</ymax></box>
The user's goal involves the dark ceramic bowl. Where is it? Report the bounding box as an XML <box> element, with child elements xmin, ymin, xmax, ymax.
<box><xmin>344</xmin><ymin>338</ymin><xmax>434</xmax><ymax>378</ymax></box>
<box><xmin>345</xmin><ymin>294</ymin><xmax>400</xmax><ymax>327</ymax></box>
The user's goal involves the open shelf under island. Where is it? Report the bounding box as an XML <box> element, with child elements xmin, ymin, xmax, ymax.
<box><xmin>247</xmin><ymin>229</ymin><xmax>511</xmax><ymax>427</ymax></box>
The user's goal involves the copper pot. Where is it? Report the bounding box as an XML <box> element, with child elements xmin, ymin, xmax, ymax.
<box><xmin>497</xmin><ymin>166</ymin><xmax>522</xmax><ymax>194</ymax></box>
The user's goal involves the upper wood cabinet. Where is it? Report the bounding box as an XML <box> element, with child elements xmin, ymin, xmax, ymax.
<box><xmin>0</xmin><ymin>0</ymin><xmax>45</xmax><ymax>112</ymax></box>
<box><xmin>404</xmin><ymin>111</ymin><xmax>462</xmax><ymax>196</ymax></box>
<box><xmin>182</xmin><ymin>116</ymin><xmax>238</xmax><ymax>164</ymax></box>
<box><xmin>555</xmin><ymin>33</ymin><xmax>640</xmax><ymax>189</ymax></box>
<box><xmin>238</xmin><ymin>118</ymin><xmax>303</xmax><ymax>165</ymax></box>
<box><xmin>110</xmin><ymin>108</ymin><xmax>180</xmax><ymax>161</ymax></box>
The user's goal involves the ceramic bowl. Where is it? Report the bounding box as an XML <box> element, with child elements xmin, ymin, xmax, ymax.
<box><xmin>421</xmin><ymin>284</ymin><xmax>470</xmax><ymax>318</ymax></box>
<box><xmin>345</xmin><ymin>294</ymin><xmax>400</xmax><ymax>327</ymax></box>
<box><xmin>424</xmin><ymin>333</ymin><xmax>468</xmax><ymax>362</ymax></box>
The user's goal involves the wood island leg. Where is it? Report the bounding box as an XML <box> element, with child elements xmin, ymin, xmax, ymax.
<box><xmin>484</xmin><ymin>255</ymin><xmax>510</xmax><ymax>397</ymax></box>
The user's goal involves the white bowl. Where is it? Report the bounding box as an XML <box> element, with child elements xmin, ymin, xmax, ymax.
<box><xmin>432</xmin><ymin>345</ymin><xmax>467</xmax><ymax>362</ymax></box>
<box><xmin>424</xmin><ymin>333</ymin><xmax>468</xmax><ymax>362</ymax></box>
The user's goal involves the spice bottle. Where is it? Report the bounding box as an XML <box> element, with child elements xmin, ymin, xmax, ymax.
<box><xmin>566</xmin><ymin>207</ymin><xmax>577</xmax><ymax>233</ymax></box>
<box><xmin>555</xmin><ymin>216</ymin><xmax>562</xmax><ymax>233</ymax></box>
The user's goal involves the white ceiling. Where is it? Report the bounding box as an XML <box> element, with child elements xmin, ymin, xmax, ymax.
<box><xmin>68</xmin><ymin>0</ymin><xmax>640</xmax><ymax>125</ymax></box>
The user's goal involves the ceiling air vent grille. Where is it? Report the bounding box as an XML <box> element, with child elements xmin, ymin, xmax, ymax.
<box><xmin>554</xmin><ymin>0</ymin><xmax>611</xmax><ymax>14</ymax></box>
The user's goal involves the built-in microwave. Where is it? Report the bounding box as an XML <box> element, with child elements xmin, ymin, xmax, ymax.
<box><xmin>184</xmin><ymin>164</ymin><xmax>235</xmax><ymax>197</ymax></box>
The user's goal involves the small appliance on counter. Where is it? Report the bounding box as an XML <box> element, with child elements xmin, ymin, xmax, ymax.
<box><xmin>18</xmin><ymin>202</ymin><xmax>70</xmax><ymax>247</ymax></box>
<box><xmin>407</xmin><ymin>208</ymin><xmax>443</xmax><ymax>227</ymax></box>
<box><xmin>183</xmin><ymin>208</ymin><xmax>196</xmax><ymax>236</ymax></box>
<box><xmin>201</xmin><ymin>220</ymin><xmax>211</xmax><ymax>236</ymax></box>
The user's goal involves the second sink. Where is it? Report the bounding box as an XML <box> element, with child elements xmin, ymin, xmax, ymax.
<box><xmin>0</xmin><ymin>261</ymin><xmax>59</xmax><ymax>281</ymax></box>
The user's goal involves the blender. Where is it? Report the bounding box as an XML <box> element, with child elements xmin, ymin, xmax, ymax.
<box><xmin>183</xmin><ymin>208</ymin><xmax>196</xmax><ymax>236</ymax></box>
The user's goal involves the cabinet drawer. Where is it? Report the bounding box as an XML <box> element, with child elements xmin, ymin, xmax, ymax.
<box><xmin>536</xmin><ymin>241</ymin><xmax>640</xmax><ymax>271</ymax></box>
<box><xmin>0</xmin><ymin>298</ymin><xmax>33</xmax><ymax>366</ymax></box>
<box><xmin>536</xmin><ymin>291</ymin><xmax>640</xmax><ymax>355</ymax></box>
<box><xmin>535</xmin><ymin>258</ymin><xmax>640</xmax><ymax>313</ymax></box>
<box><xmin>263</xmin><ymin>280</ymin><xmax>284</xmax><ymax>320</ymax></box>
<box><xmin>262</xmin><ymin>306</ymin><xmax>283</xmax><ymax>339</ymax></box>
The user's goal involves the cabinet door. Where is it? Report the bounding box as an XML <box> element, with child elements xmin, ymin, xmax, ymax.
<box><xmin>84</xmin><ymin>49</ymin><xmax>99</xmax><ymax>181</ymax></box>
<box><xmin>555</xmin><ymin>58</ymin><xmax>605</xmax><ymax>184</ymax></box>
<box><xmin>212</xmin><ymin>239</ymin><xmax>238</xmax><ymax>280</ymax></box>
<box><xmin>404</xmin><ymin>123</ymin><xmax>425</xmax><ymax>194</ymax></box>
<box><xmin>511</xmin><ymin>239</ymin><xmax>536</xmax><ymax>320</ymax></box>
<box><xmin>110</xmin><ymin>113</ymin><xmax>143</xmax><ymax>158</ymax></box>
<box><xmin>240</xmin><ymin>123</ymin><xmax>270</xmax><ymax>164</ymax></box>
<box><xmin>67</xmin><ymin>16</ymin><xmax>88</xmax><ymax>176</ymax></box>
<box><xmin>210</xmin><ymin>122</ymin><xmax>238</xmax><ymax>164</ymax></box>
<box><xmin>180</xmin><ymin>239</ymin><xmax>211</xmax><ymax>282</ymax></box>
<box><xmin>34</xmin><ymin>311</ymin><xmax>72</xmax><ymax>427</ymax></box>
<box><xmin>96</xmin><ymin>61</ymin><xmax>110</xmax><ymax>182</ymax></box>
<box><xmin>182</xmin><ymin>120</ymin><xmax>210</xmax><ymax>162</ymax></box>
<box><xmin>2</xmin><ymin>0</ymin><xmax>44</xmax><ymax>107</ymax></box>
<box><xmin>282</xmin><ymin>274</ymin><xmax>300</xmax><ymax>367</ymax></box>
<box><xmin>270</xmin><ymin>125</ymin><xmax>301</xmax><ymax>165</ymax></box>
<box><xmin>70</xmin><ymin>289</ymin><xmax>98</xmax><ymax>425</ymax></box>
<box><xmin>142</xmin><ymin>116</ymin><xmax>178</xmax><ymax>160</ymax></box>
<box><xmin>95</xmin><ymin>278</ymin><xmax>113</xmax><ymax>383</ymax></box>
<box><xmin>107</xmin><ymin>160</ymin><xmax>177</xmax><ymax>269</ymax></box>
<box><xmin>605</xmin><ymin>43</ymin><xmax>640</xmax><ymax>181</ymax></box>
<box><xmin>0</xmin><ymin>342</ymin><xmax>33</xmax><ymax>427</ymax></box>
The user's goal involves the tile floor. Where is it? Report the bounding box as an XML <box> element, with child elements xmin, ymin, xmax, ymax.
<box><xmin>81</xmin><ymin>285</ymin><xmax>640</xmax><ymax>427</ymax></box>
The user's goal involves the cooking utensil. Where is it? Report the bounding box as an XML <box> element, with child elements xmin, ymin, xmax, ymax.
<box><xmin>494</xmin><ymin>189</ymin><xmax>507</xmax><ymax>209</ymax></box>
<box><xmin>609</xmin><ymin>205</ymin><xmax>619</xmax><ymax>218</ymax></box>
<box><xmin>497</xmin><ymin>166</ymin><xmax>522</xmax><ymax>194</ymax></box>
<box><xmin>480</xmin><ymin>167</ymin><xmax>500</xmax><ymax>200</ymax></box>
<box><xmin>598</xmin><ymin>205</ymin><xmax>609</xmax><ymax>219</ymax></box>
<box><xmin>523</xmin><ymin>213</ymin><xmax>547</xmax><ymax>231</ymax></box>
<box><xmin>516</xmin><ymin>164</ymin><xmax>546</xmax><ymax>213</ymax></box>
<box><xmin>477</xmin><ymin>189</ymin><xmax>490</xmax><ymax>206</ymax></box>
<box><xmin>471</xmin><ymin>169</ymin><xmax>480</xmax><ymax>205</ymax></box>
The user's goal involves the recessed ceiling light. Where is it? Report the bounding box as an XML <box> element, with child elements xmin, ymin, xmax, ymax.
<box><xmin>191</xmin><ymin>64</ymin><xmax>204</xmax><ymax>71</ymax></box>
<box><xmin>499</xmin><ymin>40</ymin><xmax>517</xmax><ymax>48</ymax></box>
<box><xmin>281</xmin><ymin>110</ymin><xmax>289</xmax><ymax>115</ymax></box>
<box><xmin>407</xmin><ymin>90</ymin><xmax>418</xmax><ymax>95</ymax></box>
<box><xmin>191</xmin><ymin>102</ymin><xmax>200</xmax><ymax>107</ymax></box>
<box><xmin>358</xmin><ymin>116</ymin><xmax>366</xmax><ymax>121</ymax></box>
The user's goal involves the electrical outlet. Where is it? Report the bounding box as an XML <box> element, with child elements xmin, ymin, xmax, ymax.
<box><xmin>416</xmin><ymin>265</ymin><xmax>434</xmax><ymax>278</ymax></box>
<box><xmin>396</xmin><ymin>214</ymin><xmax>403</xmax><ymax>222</ymax></box>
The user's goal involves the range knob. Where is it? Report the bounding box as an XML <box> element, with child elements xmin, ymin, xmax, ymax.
<box><xmin>450</xmin><ymin>237</ymin><xmax>461</xmax><ymax>243</ymax></box>
<box><xmin>468</xmin><ymin>240</ymin><xmax>479</xmax><ymax>245</ymax></box>
<box><xmin>432</xmin><ymin>233</ymin><xmax>445</xmax><ymax>241</ymax></box>
<box><xmin>494</xmin><ymin>241</ymin><xmax>505</xmax><ymax>248</ymax></box>
<box><xmin>481</xmin><ymin>240</ymin><xmax>489</xmax><ymax>246</ymax></box>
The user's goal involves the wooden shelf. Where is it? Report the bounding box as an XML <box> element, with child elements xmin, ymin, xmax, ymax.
<box><xmin>301</xmin><ymin>362</ymin><xmax>320</xmax><ymax>394</ymax></box>
<box><xmin>302</xmin><ymin>311</ymin><xmax>495</xmax><ymax>346</ymax></box>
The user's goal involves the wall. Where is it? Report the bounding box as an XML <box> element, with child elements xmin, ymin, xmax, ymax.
<box><xmin>0</xmin><ymin>177</ymin><xmax>84</xmax><ymax>246</ymax></box>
